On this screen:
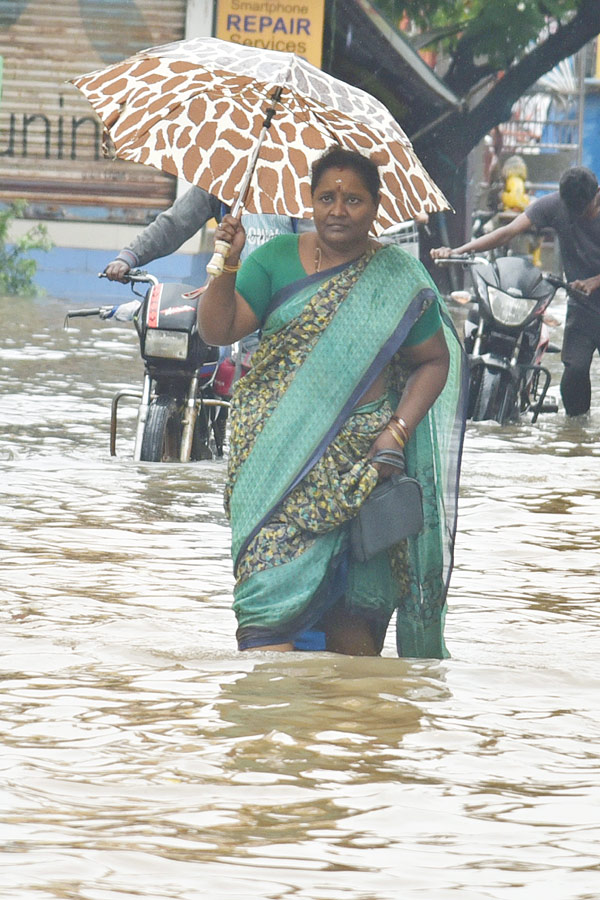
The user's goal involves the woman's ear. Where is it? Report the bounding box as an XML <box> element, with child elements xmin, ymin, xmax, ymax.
<box><xmin>370</xmin><ymin>192</ymin><xmax>380</xmax><ymax>223</ymax></box>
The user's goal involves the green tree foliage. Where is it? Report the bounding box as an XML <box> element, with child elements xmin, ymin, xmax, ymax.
<box><xmin>381</xmin><ymin>1</ymin><xmax>584</xmax><ymax>90</ymax></box>
<box><xmin>0</xmin><ymin>202</ymin><xmax>53</xmax><ymax>296</ymax></box>
<box><xmin>329</xmin><ymin>0</ymin><xmax>599</xmax><ymax>245</ymax></box>
<box><xmin>331</xmin><ymin>0</ymin><xmax>599</xmax><ymax>199</ymax></box>
<box><xmin>374</xmin><ymin>0</ymin><xmax>600</xmax><ymax>221</ymax></box>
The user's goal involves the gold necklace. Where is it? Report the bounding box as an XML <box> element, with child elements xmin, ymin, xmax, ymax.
<box><xmin>314</xmin><ymin>241</ymin><xmax>371</xmax><ymax>273</ymax></box>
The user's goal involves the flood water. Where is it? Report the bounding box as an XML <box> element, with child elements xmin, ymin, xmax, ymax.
<box><xmin>1</xmin><ymin>290</ymin><xmax>599</xmax><ymax>900</ymax></box>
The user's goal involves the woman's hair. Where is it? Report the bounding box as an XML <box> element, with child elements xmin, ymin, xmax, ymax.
<box><xmin>559</xmin><ymin>166</ymin><xmax>598</xmax><ymax>216</ymax></box>
<box><xmin>311</xmin><ymin>147</ymin><xmax>381</xmax><ymax>202</ymax></box>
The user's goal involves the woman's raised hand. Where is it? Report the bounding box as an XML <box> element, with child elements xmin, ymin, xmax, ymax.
<box><xmin>215</xmin><ymin>214</ymin><xmax>246</xmax><ymax>264</ymax></box>
<box><xmin>206</xmin><ymin>214</ymin><xmax>247</xmax><ymax>278</ymax></box>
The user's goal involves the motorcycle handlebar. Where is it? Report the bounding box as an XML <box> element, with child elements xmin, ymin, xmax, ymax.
<box><xmin>435</xmin><ymin>259</ymin><xmax>590</xmax><ymax>302</ymax></box>
<box><xmin>66</xmin><ymin>307</ymin><xmax>105</xmax><ymax>318</ymax></box>
<box><xmin>433</xmin><ymin>254</ymin><xmax>489</xmax><ymax>266</ymax></box>
<box><xmin>98</xmin><ymin>269</ymin><xmax>159</xmax><ymax>286</ymax></box>
<box><xmin>65</xmin><ymin>270</ymin><xmax>158</xmax><ymax>329</ymax></box>
<box><xmin>63</xmin><ymin>305</ymin><xmax>114</xmax><ymax>328</ymax></box>
<box><xmin>542</xmin><ymin>273</ymin><xmax>589</xmax><ymax>302</ymax></box>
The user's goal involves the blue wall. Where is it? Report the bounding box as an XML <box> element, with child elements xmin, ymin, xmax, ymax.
<box><xmin>583</xmin><ymin>91</ymin><xmax>600</xmax><ymax>180</ymax></box>
<box><xmin>27</xmin><ymin>245</ymin><xmax>212</xmax><ymax>303</ymax></box>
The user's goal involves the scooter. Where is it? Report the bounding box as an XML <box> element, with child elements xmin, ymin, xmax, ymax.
<box><xmin>65</xmin><ymin>271</ymin><xmax>230</xmax><ymax>462</ymax></box>
<box><xmin>434</xmin><ymin>254</ymin><xmax>571</xmax><ymax>424</ymax></box>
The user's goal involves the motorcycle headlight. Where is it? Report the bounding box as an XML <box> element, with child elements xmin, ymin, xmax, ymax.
<box><xmin>487</xmin><ymin>287</ymin><xmax>537</xmax><ymax>327</ymax></box>
<box><xmin>144</xmin><ymin>329</ymin><xmax>189</xmax><ymax>360</ymax></box>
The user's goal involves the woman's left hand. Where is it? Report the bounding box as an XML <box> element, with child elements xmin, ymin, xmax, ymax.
<box><xmin>368</xmin><ymin>429</ymin><xmax>405</xmax><ymax>480</ymax></box>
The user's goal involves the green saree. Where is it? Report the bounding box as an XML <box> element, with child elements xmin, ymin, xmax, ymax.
<box><xmin>225</xmin><ymin>244</ymin><xmax>468</xmax><ymax>657</ymax></box>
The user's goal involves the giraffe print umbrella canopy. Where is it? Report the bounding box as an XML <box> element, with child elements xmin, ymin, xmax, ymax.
<box><xmin>71</xmin><ymin>36</ymin><xmax>451</xmax><ymax>231</ymax></box>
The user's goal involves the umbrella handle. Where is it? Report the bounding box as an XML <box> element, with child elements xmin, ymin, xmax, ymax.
<box><xmin>206</xmin><ymin>240</ymin><xmax>232</xmax><ymax>277</ymax></box>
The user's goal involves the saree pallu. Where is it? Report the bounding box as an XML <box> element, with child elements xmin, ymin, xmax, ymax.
<box><xmin>225</xmin><ymin>244</ymin><xmax>468</xmax><ymax>657</ymax></box>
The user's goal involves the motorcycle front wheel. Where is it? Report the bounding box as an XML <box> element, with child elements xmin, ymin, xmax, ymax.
<box><xmin>140</xmin><ymin>396</ymin><xmax>182</xmax><ymax>462</ymax></box>
<box><xmin>472</xmin><ymin>367</ymin><xmax>517</xmax><ymax>424</ymax></box>
<box><xmin>191</xmin><ymin>404</ymin><xmax>214</xmax><ymax>461</ymax></box>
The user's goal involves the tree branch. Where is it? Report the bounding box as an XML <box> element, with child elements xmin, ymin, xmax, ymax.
<box><xmin>414</xmin><ymin>0</ymin><xmax>600</xmax><ymax>168</ymax></box>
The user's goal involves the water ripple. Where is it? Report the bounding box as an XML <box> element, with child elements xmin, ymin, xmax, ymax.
<box><xmin>0</xmin><ymin>295</ymin><xmax>599</xmax><ymax>899</ymax></box>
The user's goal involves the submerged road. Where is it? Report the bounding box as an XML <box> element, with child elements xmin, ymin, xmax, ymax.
<box><xmin>1</xmin><ymin>290</ymin><xmax>599</xmax><ymax>899</ymax></box>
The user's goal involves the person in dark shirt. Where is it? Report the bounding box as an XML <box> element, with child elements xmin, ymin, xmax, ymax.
<box><xmin>432</xmin><ymin>166</ymin><xmax>600</xmax><ymax>417</ymax></box>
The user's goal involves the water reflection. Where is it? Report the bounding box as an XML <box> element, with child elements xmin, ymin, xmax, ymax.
<box><xmin>1</xmin><ymin>294</ymin><xmax>599</xmax><ymax>898</ymax></box>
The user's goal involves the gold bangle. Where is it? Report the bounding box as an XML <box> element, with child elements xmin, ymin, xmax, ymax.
<box><xmin>388</xmin><ymin>432</ymin><xmax>405</xmax><ymax>449</ymax></box>
<box><xmin>388</xmin><ymin>418</ymin><xmax>409</xmax><ymax>444</ymax></box>
<box><xmin>385</xmin><ymin>424</ymin><xmax>405</xmax><ymax>448</ymax></box>
<box><xmin>222</xmin><ymin>261</ymin><xmax>241</xmax><ymax>273</ymax></box>
<box><xmin>387</xmin><ymin>420</ymin><xmax>406</xmax><ymax>438</ymax></box>
<box><xmin>390</xmin><ymin>415</ymin><xmax>410</xmax><ymax>436</ymax></box>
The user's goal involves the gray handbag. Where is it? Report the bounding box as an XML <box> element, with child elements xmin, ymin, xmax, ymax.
<box><xmin>350</xmin><ymin>449</ymin><xmax>424</xmax><ymax>563</ymax></box>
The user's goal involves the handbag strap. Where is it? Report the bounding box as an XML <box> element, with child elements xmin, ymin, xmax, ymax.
<box><xmin>370</xmin><ymin>449</ymin><xmax>406</xmax><ymax>469</ymax></box>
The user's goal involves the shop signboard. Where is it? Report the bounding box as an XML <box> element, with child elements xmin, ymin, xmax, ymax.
<box><xmin>215</xmin><ymin>0</ymin><xmax>325</xmax><ymax>68</ymax></box>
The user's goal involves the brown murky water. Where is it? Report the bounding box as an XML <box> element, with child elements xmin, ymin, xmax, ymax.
<box><xmin>1</xmin><ymin>292</ymin><xmax>599</xmax><ymax>899</ymax></box>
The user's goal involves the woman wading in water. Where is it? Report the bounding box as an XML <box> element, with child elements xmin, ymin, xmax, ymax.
<box><xmin>199</xmin><ymin>147</ymin><xmax>467</xmax><ymax>657</ymax></box>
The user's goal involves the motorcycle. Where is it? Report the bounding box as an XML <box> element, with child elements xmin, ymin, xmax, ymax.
<box><xmin>434</xmin><ymin>253</ymin><xmax>575</xmax><ymax>424</ymax></box>
<box><xmin>64</xmin><ymin>271</ymin><xmax>231</xmax><ymax>462</ymax></box>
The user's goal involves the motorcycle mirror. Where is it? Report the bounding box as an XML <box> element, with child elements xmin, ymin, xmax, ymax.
<box><xmin>449</xmin><ymin>290</ymin><xmax>472</xmax><ymax>305</ymax></box>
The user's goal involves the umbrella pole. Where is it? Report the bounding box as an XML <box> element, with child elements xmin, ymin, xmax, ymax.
<box><xmin>206</xmin><ymin>87</ymin><xmax>283</xmax><ymax>278</ymax></box>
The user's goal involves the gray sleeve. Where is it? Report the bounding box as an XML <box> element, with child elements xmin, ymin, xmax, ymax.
<box><xmin>523</xmin><ymin>192</ymin><xmax>557</xmax><ymax>230</ymax></box>
<box><xmin>120</xmin><ymin>187</ymin><xmax>222</xmax><ymax>266</ymax></box>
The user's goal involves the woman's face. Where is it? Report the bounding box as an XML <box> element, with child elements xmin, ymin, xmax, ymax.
<box><xmin>312</xmin><ymin>166</ymin><xmax>379</xmax><ymax>252</ymax></box>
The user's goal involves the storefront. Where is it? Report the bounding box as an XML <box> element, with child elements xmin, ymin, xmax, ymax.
<box><xmin>0</xmin><ymin>0</ymin><xmax>188</xmax><ymax>226</ymax></box>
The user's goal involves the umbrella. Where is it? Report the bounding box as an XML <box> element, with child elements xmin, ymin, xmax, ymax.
<box><xmin>71</xmin><ymin>37</ymin><xmax>450</xmax><ymax>264</ymax></box>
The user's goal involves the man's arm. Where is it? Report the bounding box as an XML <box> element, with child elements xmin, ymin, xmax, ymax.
<box><xmin>130</xmin><ymin>187</ymin><xmax>221</xmax><ymax>265</ymax></box>
<box><xmin>431</xmin><ymin>211</ymin><xmax>533</xmax><ymax>259</ymax></box>
<box><xmin>105</xmin><ymin>187</ymin><xmax>222</xmax><ymax>280</ymax></box>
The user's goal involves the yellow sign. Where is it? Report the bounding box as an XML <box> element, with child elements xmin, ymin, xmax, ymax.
<box><xmin>215</xmin><ymin>0</ymin><xmax>325</xmax><ymax>68</ymax></box>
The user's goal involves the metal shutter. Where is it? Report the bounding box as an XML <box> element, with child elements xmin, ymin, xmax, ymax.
<box><xmin>0</xmin><ymin>0</ymin><xmax>187</xmax><ymax>224</ymax></box>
